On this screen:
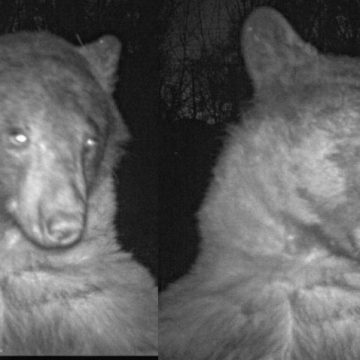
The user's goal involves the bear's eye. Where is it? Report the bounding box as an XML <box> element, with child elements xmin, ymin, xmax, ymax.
<box><xmin>85</xmin><ymin>137</ymin><xmax>97</xmax><ymax>148</ymax></box>
<box><xmin>7</xmin><ymin>128</ymin><xmax>29</xmax><ymax>148</ymax></box>
<box><xmin>83</xmin><ymin>136</ymin><xmax>98</xmax><ymax>158</ymax></box>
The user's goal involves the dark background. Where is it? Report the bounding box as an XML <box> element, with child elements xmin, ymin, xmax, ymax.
<box><xmin>3</xmin><ymin>0</ymin><xmax>360</xmax><ymax>290</ymax></box>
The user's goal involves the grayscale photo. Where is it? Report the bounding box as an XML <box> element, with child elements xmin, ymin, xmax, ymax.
<box><xmin>2</xmin><ymin>0</ymin><xmax>360</xmax><ymax>359</ymax></box>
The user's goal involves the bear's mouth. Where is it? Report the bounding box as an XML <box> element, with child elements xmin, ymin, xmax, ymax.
<box><xmin>5</xmin><ymin>193</ymin><xmax>86</xmax><ymax>250</ymax></box>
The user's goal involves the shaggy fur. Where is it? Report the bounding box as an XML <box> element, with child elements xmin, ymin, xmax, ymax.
<box><xmin>0</xmin><ymin>32</ymin><xmax>157</xmax><ymax>355</ymax></box>
<box><xmin>160</xmin><ymin>7</ymin><xmax>360</xmax><ymax>360</ymax></box>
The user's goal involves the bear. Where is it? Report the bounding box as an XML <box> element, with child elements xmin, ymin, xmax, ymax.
<box><xmin>0</xmin><ymin>32</ymin><xmax>157</xmax><ymax>355</ymax></box>
<box><xmin>160</xmin><ymin>7</ymin><xmax>360</xmax><ymax>360</ymax></box>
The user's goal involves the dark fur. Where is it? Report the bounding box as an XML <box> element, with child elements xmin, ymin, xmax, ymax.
<box><xmin>160</xmin><ymin>7</ymin><xmax>360</xmax><ymax>360</ymax></box>
<box><xmin>0</xmin><ymin>32</ymin><xmax>157</xmax><ymax>355</ymax></box>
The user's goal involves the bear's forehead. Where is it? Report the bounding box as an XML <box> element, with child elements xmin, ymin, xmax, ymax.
<box><xmin>0</xmin><ymin>70</ymin><xmax>105</xmax><ymax>115</ymax></box>
<box><xmin>0</xmin><ymin>53</ymin><xmax>92</xmax><ymax>86</ymax></box>
<box><xmin>0</xmin><ymin>33</ymin><xmax>116</xmax><ymax>141</ymax></box>
<box><xmin>0</xmin><ymin>87</ymin><xmax>103</xmax><ymax>134</ymax></box>
<box><xmin>0</xmin><ymin>34</ymin><xmax>107</xmax><ymax>122</ymax></box>
<box><xmin>0</xmin><ymin>32</ymin><xmax>97</xmax><ymax>89</ymax></box>
<box><xmin>0</xmin><ymin>82</ymin><xmax>106</xmax><ymax>135</ymax></box>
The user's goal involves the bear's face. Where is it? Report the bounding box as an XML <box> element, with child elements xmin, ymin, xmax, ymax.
<box><xmin>240</xmin><ymin>8</ymin><xmax>360</xmax><ymax>258</ymax></box>
<box><xmin>199</xmin><ymin>8</ymin><xmax>360</xmax><ymax>261</ymax></box>
<box><xmin>0</xmin><ymin>32</ymin><xmax>127</xmax><ymax>251</ymax></box>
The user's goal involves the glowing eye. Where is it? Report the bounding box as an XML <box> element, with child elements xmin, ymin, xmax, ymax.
<box><xmin>85</xmin><ymin>137</ymin><xmax>97</xmax><ymax>148</ymax></box>
<box><xmin>8</xmin><ymin>129</ymin><xmax>29</xmax><ymax>147</ymax></box>
<box><xmin>13</xmin><ymin>134</ymin><xmax>27</xmax><ymax>143</ymax></box>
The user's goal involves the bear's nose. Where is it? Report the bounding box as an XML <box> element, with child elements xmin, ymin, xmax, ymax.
<box><xmin>44</xmin><ymin>213</ymin><xmax>84</xmax><ymax>246</ymax></box>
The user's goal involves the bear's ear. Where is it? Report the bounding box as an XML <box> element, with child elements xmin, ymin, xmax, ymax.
<box><xmin>242</xmin><ymin>7</ymin><xmax>318</xmax><ymax>90</ymax></box>
<box><xmin>78</xmin><ymin>35</ymin><xmax>121</xmax><ymax>93</ymax></box>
